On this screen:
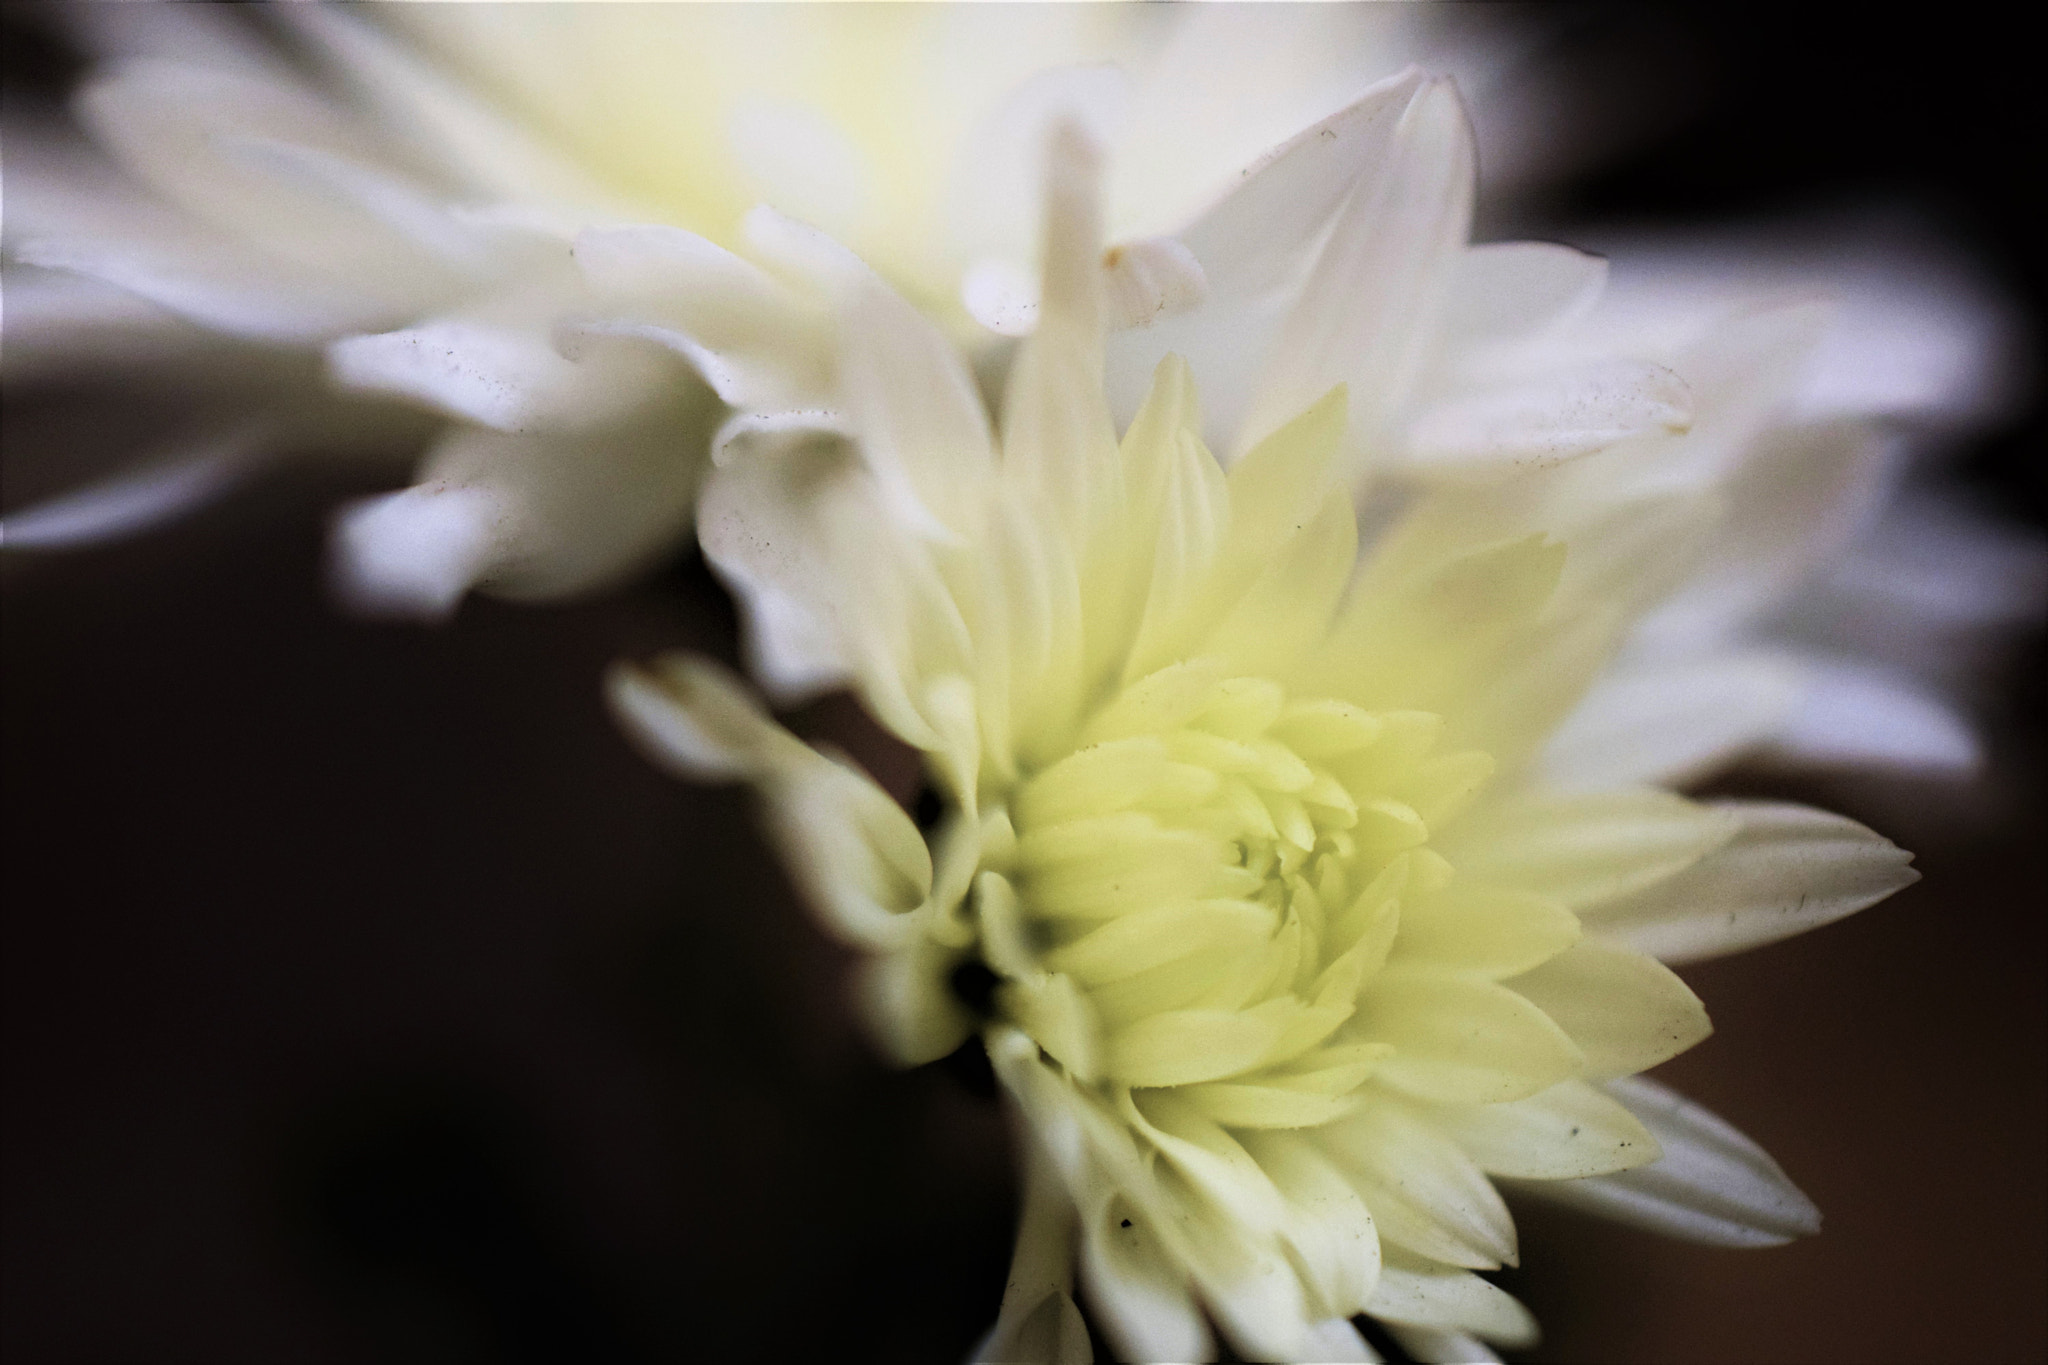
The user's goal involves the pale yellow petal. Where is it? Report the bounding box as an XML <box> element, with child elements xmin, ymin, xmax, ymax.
<box><xmin>1506</xmin><ymin>940</ymin><xmax>1711</xmax><ymax>1081</ymax></box>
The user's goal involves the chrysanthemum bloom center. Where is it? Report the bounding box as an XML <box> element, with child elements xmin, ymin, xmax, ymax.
<box><xmin>985</xmin><ymin>658</ymin><xmax>1489</xmax><ymax>1116</ymax></box>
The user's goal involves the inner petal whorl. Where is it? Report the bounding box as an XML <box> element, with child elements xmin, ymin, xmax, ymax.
<box><xmin>991</xmin><ymin>662</ymin><xmax>1471</xmax><ymax>1094</ymax></box>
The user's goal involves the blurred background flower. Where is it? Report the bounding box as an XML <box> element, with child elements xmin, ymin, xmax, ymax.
<box><xmin>3</xmin><ymin>5</ymin><xmax>2042</xmax><ymax>1364</ymax></box>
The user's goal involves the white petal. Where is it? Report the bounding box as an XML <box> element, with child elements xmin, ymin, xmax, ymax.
<box><xmin>0</xmin><ymin>265</ymin><xmax>235</xmax><ymax>380</ymax></box>
<box><xmin>1076</xmin><ymin>1198</ymin><xmax>1213</xmax><ymax>1364</ymax></box>
<box><xmin>1580</xmin><ymin>801</ymin><xmax>1917</xmax><ymax>965</ymax></box>
<box><xmin>1760</xmin><ymin>661</ymin><xmax>1980</xmax><ymax>775</ymax></box>
<box><xmin>15</xmin><ymin>227</ymin><xmax>384</xmax><ymax>344</ymax></box>
<box><xmin>1630</xmin><ymin>418</ymin><xmax>1896</xmax><ymax>656</ymax></box>
<box><xmin>1505</xmin><ymin>1076</ymin><xmax>1820</xmax><ymax>1247</ymax></box>
<box><xmin>1103</xmin><ymin>70</ymin><xmax>1427</xmax><ymax>448</ymax></box>
<box><xmin>0</xmin><ymin>424</ymin><xmax>272</xmax><ymax>549</ymax></box>
<box><xmin>328</xmin><ymin>483</ymin><xmax>510</xmax><ymax>623</ymax></box>
<box><xmin>1235</xmin><ymin>77</ymin><xmax>1474</xmax><ymax>471</ymax></box>
<box><xmin>604</xmin><ymin>653</ymin><xmax>809</xmax><ymax>782</ymax></box>
<box><xmin>1170</xmin><ymin>68</ymin><xmax>1426</xmax><ymax>311</ymax></box>
<box><xmin>1504</xmin><ymin>941</ymin><xmax>1710</xmax><ymax>1081</ymax></box>
<box><xmin>1000</xmin><ymin>120</ymin><xmax>1119</xmax><ymax>553</ymax></box>
<box><xmin>1438</xmin><ymin>241</ymin><xmax>1607</xmax><ymax>351</ymax></box>
<box><xmin>278</xmin><ymin>4</ymin><xmax>626</xmax><ymax>210</ymax></box>
<box><xmin>1365</xmin><ymin>1254</ymin><xmax>1537</xmax><ymax>1347</ymax></box>
<box><xmin>1299</xmin><ymin>1317</ymin><xmax>1381</xmax><ymax>1362</ymax></box>
<box><xmin>76</xmin><ymin>60</ymin><xmax>461</xmax><ymax>298</ymax></box>
<box><xmin>1401</xmin><ymin>358</ymin><xmax>1691</xmax><ymax>474</ymax></box>
<box><xmin>1542</xmin><ymin>651</ymin><xmax>1808</xmax><ymax>791</ymax></box>
<box><xmin>834</xmin><ymin>271</ymin><xmax>998</xmax><ymax>542</ymax></box>
<box><xmin>726</xmin><ymin>95</ymin><xmax>871</xmax><ymax>241</ymax></box>
<box><xmin>572</xmin><ymin>223</ymin><xmax>833</xmax><ymax>411</ymax></box>
<box><xmin>946</xmin><ymin>63</ymin><xmax>1130</xmax><ymax>277</ymax></box>
<box><xmin>1384</xmin><ymin>1323</ymin><xmax>1501</xmax><ymax>1364</ymax></box>
<box><xmin>1099</xmin><ymin>236</ymin><xmax>1207</xmax><ymax>332</ymax></box>
<box><xmin>331</xmin><ymin>376</ymin><xmax>713</xmax><ymax>617</ymax></box>
<box><xmin>1426</xmin><ymin>1080</ymin><xmax>1661</xmax><ymax>1181</ymax></box>
<box><xmin>693</xmin><ymin>437</ymin><xmax>855</xmax><ymax>701</ymax></box>
<box><xmin>1435</xmin><ymin>789</ymin><xmax>1737</xmax><ymax>914</ymax></box>
<box><xmin>329</xmin><ymin>319</ymin><xmax>660</xmax><ymax>434</ymax></box>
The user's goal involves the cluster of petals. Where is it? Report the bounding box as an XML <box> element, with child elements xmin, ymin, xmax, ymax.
<box><xmin>4</xmin><ymin>6</ymin><xmax>1451</xmax><ymax>614</ymax></box>
<box><xmin>610</xmin><ymin>75</ymin><xmax>1922</xmax><ymax>1361</ymax></box>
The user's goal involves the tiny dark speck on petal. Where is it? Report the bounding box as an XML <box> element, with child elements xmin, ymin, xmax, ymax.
<box><xmin>1120</xmin><ymin>1218</ymin><xmax>1133</xmax><ymax>1228</ymax></box>
<box><xmin>1570</xmin><ymin>1126</ymin><xmax>1581</xmax><ymax>1137</ymax></box>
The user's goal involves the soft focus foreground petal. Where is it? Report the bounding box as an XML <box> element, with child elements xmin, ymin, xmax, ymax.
<box><xmin>1541</xmin><ymin>651</ymin><xmax>1808</xmax><ymax>791</ymax></box>
<box><xmin>976</xmin><ymin>1135</ymin><xmax>1093</xmax><ymax>1365</ymax></box>
<box><xmin>76</xmin><ymin>60</ymin><xmax>463</xmax><ymax>300</ymax></box>
<box><xmin>1426</xmin><ymin>1079</ymin><xmax>1660</xmax><ymax>1180</ymax></box>
<box><xmin>573</xmin><ymin>222</ymin><xmax>832</xmax><ymax>411</ymax></box>
<box><xmin>0</xmin><ymin>424</ymin><xmax>272</xmax><ymax>550</ymax></box>
<box><xmin>279</xmin><ymin>4</ymin><xmax>627</xmax><ymax>210</ymax></box>
<box><xmin>1236</xmin><ymin>78</ymin><xmax>1474</xmax><ymax>474</ymax></box>
<box><xmin>606</xmin><ymin>653</ymin><xmax>935</xmax><ymax>961</ymax></box>
<box><xmin>695</xmin><ymin>437</ymin><xmax>859</xmax><ymax>702</ymax></box>
<box><xmin>1759</xmin><ymin>661</ymin><xmax>1980</xmax><ymax>775</ymax></box>
<box><xmin>330</xmin><ymin>318</ymin><xmax>649</xmax><ymax>435</ymax></box>
<box><xmin>833</xmin><ymin>265</ymin><xmax>997</xmax><ymax>540</ymax></box>
<box><xmin>1435</xmin><ymin>790</ymin><xmax>1736</xmax><ymax>913</ymax></box>
<box><xmin>1579</xmin><ymin>801</ymin><xmax>1916</xmax><ymax>965</ymax></box>
<box><xmin>331</xmin><ymin>368</ymin><xmax>711</xmax><ymax>617</ymax></box>
<box><xmin>1101</xmin><ymin>70</ymin><xmax>1426</xmax><ymax>453</ymax></box>
<box><xmin>604</xmin><ymin>653</ymin><xmax>812</xmax><ymax>782</ymax></box>
<box><xmin>1001</xmin><ymin>121</ymin><xmax>1118</xmax><ymax>547</ymax></box>
<box><xmin>329</xmin><ymin>483</ymin><xmax>509</xmax><ymax>623</ymax></box>
<box><xmin>1400</xmin><ymin>358</ymin><xmax>1690</xmax><ymax>475</ymax></box>
<box><xmin>0</xmin><ymin>265</ymin><xmax>246</xmax><ymax>381</ymax></box>
<box><xmin>1628</xmin><ymin>419</ymin><xmax>1896</xmax><ymax>657</ymax></box>
<box><xmin>14</xmin><ymin>222</ymin><xmax>384</xmax><ymax>345</ymax></box>
<box><xmin>1437</xmin><ymin>242</ymin><xmax>1606</xmax><ymax>352</ymax></box>
<box><xmin>1585</xmin><ymin>213</ymin><xmax>2027</xmax><ymax>428</ymax></box>
<box><xmin>1506</xmin><ymin>1076</ymin><xmax>1820</xmax><ymax>1247</ymax></box>
<box><xmin>1504</xmin><ymin>941</ymin><xmax>1710</xmax><ymax>1081</ymax></box>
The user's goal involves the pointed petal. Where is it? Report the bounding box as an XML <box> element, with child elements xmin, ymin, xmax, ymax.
<box><xmin>1401</xmin><ymin>358</ymin><xmax>1691</xmax><ymax>475</ymax></box>
<box><xmin>1365</xmin><ymin>1253</ymin><xmax>1538</xmax><ymax>1348</ymax></box>
<box><xmin>1542</xmin><ymin>651</ymin><xmax>1808</xmax><ymax>791</ymax></box>
<box><xmin>1323</xmin><ymin>1100</ymin><xmax>1517</xmax><ymax>1270</ymax></box>
<box><xmin>1761</xmin><ymin>661</ymin><xmax>1980</xmax><ymax>775</ymax></box>
<box><xmin>1505</xmin><ymin>1076</ymin><xmax>1820</xmax><ymax>1247</ymax></box>
<box><xmin>1435</xmin><ymin>790</ymin><xmax>1737</xmax><ymax>913</ymax></box>
<box><xmin>0</xmin><ymin>424</ymin><xmax>271</xmax><ymax>549</ymax></box>
<box><xmin>1580</xmin><ymin>801</ymin><xmax>1917</xmax><ymax>964</ymax></box>
<box><xmin>1505</xmin><ymin>940</ymin><xmax>1711</xmax><ymax>1081</ymax></box>
<box><xmin>1428</xmin><ymin>1079</ymin><xmax>1660</xmax><ymax>1181</ymax></box>
<box><xmin>1236</xmin><ymin>78</ymin><xmax>1475</xmax><ymax>472</ymax></box>
<box><xmin>1384</xmin><ymin>1323</ymin><xmax>1502</xmax><ymax>1364</ymax></box>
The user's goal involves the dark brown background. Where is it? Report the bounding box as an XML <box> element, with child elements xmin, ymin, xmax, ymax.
<box><xmin>5</xmin><ymin>7</ymin><xmax>2044</xmax><ymax>1363</ymax></box>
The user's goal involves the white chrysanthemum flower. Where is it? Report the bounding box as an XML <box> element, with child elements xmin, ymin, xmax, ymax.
<box><xmin>608</xmin><ymin>98</ymin><xmax>1919</xmax><ymax>1362</ymax></box>
<box><xmin>2</xmin><ymin>4</ymin><xmax>1453</xmax><ymax>617</ymax></box>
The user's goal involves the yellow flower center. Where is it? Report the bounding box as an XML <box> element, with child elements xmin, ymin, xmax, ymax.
<box><xmin>984</xmin><ymin>657</ymin><xmax>1493</xmax><ymax>1102</ymax></box>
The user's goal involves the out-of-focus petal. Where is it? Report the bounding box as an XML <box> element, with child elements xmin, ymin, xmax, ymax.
<box><xmin>0</xmin><ymin>424</ymin><xmax>272</xmax><ymax>549</ymax></box>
